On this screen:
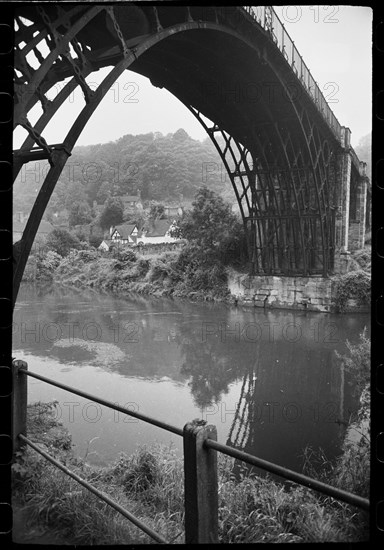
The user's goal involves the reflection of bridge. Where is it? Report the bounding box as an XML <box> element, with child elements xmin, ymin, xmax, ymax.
<box><xmin>13</xmin><ymin>5</ymin><xmax>370</xmax><ymax>306</ymax></box>
<box><xmin>226</xmin><ymin>349</ymin><xmax>348</xmax><ymax>476</ymax></box>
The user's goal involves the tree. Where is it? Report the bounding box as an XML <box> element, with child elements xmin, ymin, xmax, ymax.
<box><xmin>89</xmin><ymin>227</ymin><xmax>104</xmax><ymax>249</ymax></box>
<box><xmin>13</xmin><ymin>129</ymin><xmax>234</xmax><ymax>221</ymax></box>
<box><xmin>149</xmin><ymin>202</ymin><xmax>166</xmax><ymax>220</ymax></box>
<box><xmin>98</xmin><ymin>196</ymin><xmax>124</xmax><ymax>229</ymax></box>
<box><xmin>96</xmin><ymin>181</ymin><xmax>113</xmax><ymax>204</ymax></box>
<box><xmin>64</xmin><ymin>182</ymin><xmax>88</xmax><ymax>211</ymax></box>
<box><xmin>354</xmin><ymin>133</ymin><xmax>371</xmax><ymax>181</ymax></box>
<box><xmin>68</xmin><ymin>201</ymin><xmax>92</xmax><ymax>227</ymax></box>
<box><xmin>45</xmin><ymin>228</ymin><xmax>82</xmax><ymax>257</ymax></box>
<box><xmin>171</xmin><ymin>187</ymin><xmax>240</xmax><ymax>254</ymax></box>
<box><xmin>173</xmin><ymin>128</ymin><xmax>189</xmax><ymax>142</ymax></box>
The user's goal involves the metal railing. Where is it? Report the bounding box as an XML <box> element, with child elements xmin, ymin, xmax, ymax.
<box><xmin>12</xmin><ymin>360</ymin><xmax>369</xmax><ymax>544</ymax></box>
<box><xmin>241</xmin><ymin>6</ymin><xmax>343</xmax><ymax>142</ymax></box>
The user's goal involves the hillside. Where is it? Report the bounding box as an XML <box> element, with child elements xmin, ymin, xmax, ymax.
<box><xmin>13</xmin><ymin>129</ymin><xmax>234</xmax><ymax>221</ymax></box>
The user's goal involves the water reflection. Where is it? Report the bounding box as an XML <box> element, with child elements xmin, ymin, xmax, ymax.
<box><xmin>13</xmin><ymin>283</ymin><xmax>369</xmax><ymax>471</ymax></box>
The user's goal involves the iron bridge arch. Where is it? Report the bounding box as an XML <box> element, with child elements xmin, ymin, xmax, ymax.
<box><xmin>13</xmin><ymin>4</ymin><xmax>352</xmax><ymax>307</ymax></box>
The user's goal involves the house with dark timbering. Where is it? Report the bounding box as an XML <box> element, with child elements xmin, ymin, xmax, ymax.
<box><xmin>102</xmin><ymin>219</ymin><xmax>181</xmax><ymax>250</ymax></box>
<box><xmin>110</xmin><ymin>223</ymin><xmax>139</xmax><ymax>245</ymax></box>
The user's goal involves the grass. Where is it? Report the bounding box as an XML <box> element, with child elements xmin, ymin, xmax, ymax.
<box><xmin>13</xmin><ymin>397</ymin><xmax>369</xmax><ymax>544</ymax></box>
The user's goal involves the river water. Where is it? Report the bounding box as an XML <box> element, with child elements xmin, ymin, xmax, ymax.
<box><xmin>13</xmin><ymin>283</ymin><xmax>370</xmax><ymax>477</ymax></box>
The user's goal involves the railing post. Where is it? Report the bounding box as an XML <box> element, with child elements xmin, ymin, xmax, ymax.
<box><xmin>183</xmin><ymin>420</ymin><xmax>218</xmax><ymax>544</ymax></box>
<box><xmin>12</xmin><ymin>359</ymin><xmax>28</xmax><ymax>455</ymax></box>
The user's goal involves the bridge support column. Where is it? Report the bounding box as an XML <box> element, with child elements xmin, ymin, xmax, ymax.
<box><xmin>334</xmin><ymin>127</ymin><xmax>352</xmax><ymax>274</ymax></box>
<box><xmin>348</xmin><ymin>163</ymin><xmax>368</xmax><ymax>251</ymax></box>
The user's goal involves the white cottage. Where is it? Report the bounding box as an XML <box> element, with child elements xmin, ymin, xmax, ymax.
<box><xmin>110</xmin><ymin>223</ymin><xmax>139</xmax><ymax>245</ymax></box>
<box><xmin>137</xmin><ymin>219</ymin><xmax>179</xmax><ymax>245</ymax></box>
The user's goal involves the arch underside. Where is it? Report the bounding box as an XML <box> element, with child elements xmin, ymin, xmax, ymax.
<box><xmin>13</xmin><ymin>4</ymin><xmax>342</xmax><ymax>306</ymax></box>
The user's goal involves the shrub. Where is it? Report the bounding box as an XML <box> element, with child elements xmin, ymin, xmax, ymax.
<box><xmin>35</xmin><ymin>250</ymin><xmax>63</xmax><ymax>281</ymax></box>
<box><xmin>122</xmin><ymin>448</ymin><xmax>161</xmax><ymax>494</ymax></box>
<box><xmin>136</xmin><ymin>258</ymin><xmax>150</xmax><ymax>275</ymax></box>
<box><xmin>76</xmin><ymin>249</ymin><xmax>99</xmax><ymax>262</ymax></box>
<box><xmin>115</xmin><ymin>249</ymin><xmax>138</xmax><ymax>263</ymax></box>
<box><xmin>333</xmin><ymin>330</ymin><xmax>370</xmax><ymax>498</ymax></box>
<box><xmin>45</xmin><ymin>228</ymin><xmax>82</xmax><ymax>257</ymax></box>
<box><xmin>333</xmin><ymin>271</ymin><xmax>371</xmax><ymax>312</ymax></box>
<box><xmin>351</xmin><ymin>247</ymin><xmax>371</xmax><ymax>272</ymax></box>
<box><xmin>146</xmin><ymin>257</ymin><xmax>173</xmax><ymax>282</ymax></box>
<box><xmin>335</xmin><ymin>328</ymin><xmax>370</xmax><ymax>397</ymax></box>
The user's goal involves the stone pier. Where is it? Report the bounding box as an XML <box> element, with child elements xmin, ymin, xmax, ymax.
<box><xmin>333</xmin><ymin>127</ymin><xmax>369</xmax><ymax>273</ymax></box>
<box><xmin>227</xmin><ymin>270</ymin><xmax>370</xmax><ymax>313</ymax></box>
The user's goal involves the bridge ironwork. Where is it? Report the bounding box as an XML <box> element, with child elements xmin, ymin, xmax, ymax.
<box><xmin>12</xmin><ymin>4</ymin><xmax>369</xmax><ymax>307</ymax></box>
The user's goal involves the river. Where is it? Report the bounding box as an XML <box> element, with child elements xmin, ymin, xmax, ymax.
<box><xmin>13</xmin><ymin>283</ymin><xmax>370</xmax><ymax>478</ymax></box>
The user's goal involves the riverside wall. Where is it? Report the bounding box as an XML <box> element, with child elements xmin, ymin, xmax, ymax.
<box><xmin>227</xmin><ymin>270</ymin><xmax>369</xmax><ymax>313</ymax></box>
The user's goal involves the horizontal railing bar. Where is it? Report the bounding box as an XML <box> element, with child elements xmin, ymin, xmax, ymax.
<box><xmin>19</xmin><ymin>434</ymin><xmax>168</xmax><ymax>544</ymax></box>
<box><xmin>20</xmin><ymin>369</ymin><xmax>183</xmax><ymax>437</ymax></box>
<box><xmin>204</xmin><ymin>439</ymin><xmax>369</xmax><ymax>511</ymax></box>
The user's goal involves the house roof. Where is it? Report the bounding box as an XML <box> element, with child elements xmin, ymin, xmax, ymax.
<box><xmin>113</xmin><ymin>224</ymin><xmax>137</xmax><ymax>239</ymax></box>
<box><xmin>144</xmin><ymin>219</ymin><xmax>174</xmax><ymax>237</ymax></box>
<box><xmin>99</xmin><ymin>239</ymin><xmax>113</xmax><ymax>247</ymax></box>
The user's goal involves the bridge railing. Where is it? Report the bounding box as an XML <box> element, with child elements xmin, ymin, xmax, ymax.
<box><xmin>12</xmin><ymin>360</ymin><xmax>369</xmax><ymax>544</ymax></box>
<box><xmin>241</xmin><ymin>6</ymin><xmax>343</xmax><ymax>142</ymax></box>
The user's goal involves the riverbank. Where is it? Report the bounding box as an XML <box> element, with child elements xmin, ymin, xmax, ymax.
<box><xmin>23</xmin><ymin>243</ymin><xmax>371</xmax><ymax>313</ymax></box>
<box><xmin>25</xmin><ymin>246</ymin><xmax>231</xmax><ymax>302</ymax></box>
<box><xmin>13</xmin><ymin>389</ymin><xmax>369</xmax><ymax>543</ymax></box>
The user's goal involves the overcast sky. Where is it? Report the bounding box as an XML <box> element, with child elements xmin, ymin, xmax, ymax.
<box><xmin>14</xmin><ymin>5</ymin><xmax>372</xmax><ymax>150</ymax></box>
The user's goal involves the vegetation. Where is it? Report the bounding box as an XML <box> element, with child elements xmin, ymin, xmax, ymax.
<box><xmin>331</xmin><ymin>242</ymin><xmax>371</xmax><ymax>313</ymax></box>
<box><xmin>22</xmin><ymin>188</ymin><xmax>247</xmax><ymax>301</ymax></box>
<box><xmin>13</xmin><ymin>391</ymin><xmax>369</xmax><ymax>545</ymax></box>
<box><xmin>99</xmin><ymin>196</ymin><xmax>124</xmax><ymax>230</ymax></box>
<box><xmin>68</xmin><ymin>200</ymin><xmax>92</xmax><ymax>227</ymax></box>
<box><xmin>335</xmin><ymin>327</ymin><xmax>370</xmax><ymax>398</ymax></box>
<box><xmin>333</xmin><ymin>270</ymin><xmax>371</xmax><ymax>313</ymax></box>
<box><xmin>348</xmin><ymin>246</ymin><xmax>371</xmax><ymax>273</ymax></box>
<box><xmin>13</xmin><ymin>129</ymin><xmax>234</xmax><ymax>220</ymax></box>
<box><xmin>354</xmin><ymin>133</ymin><xmax>371</xmax><ymax>181</ymax></box>
<box><xmin>51</xmin><ymin>245</ymin><xmax>231</xmax><ymax>301</ymax></box>
<box><xmin>45</xmin><ymin>228</ymin><xmax>83</xmax><ymax>257</ymax></box>
<box><xmin>148</xmin><ymin>202</ymin><xmax>166</xmax><ymax>220</ymax></box>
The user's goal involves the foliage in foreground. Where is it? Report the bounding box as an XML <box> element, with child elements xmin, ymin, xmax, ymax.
<box><xmin>12</xmin><ymin>399</ymin><xmax>369</xmax><ymax>545</ymax></box>
<box><xmin>348</xmin><ymin>246</ymin><xmax>371</xmax><ymax>273</ymax></box>
<box><xmin>333</xmin><ymin>330</ymin><xmax>370</xmax><ymax>499</ymax></box>
<box><xmin>333</xmin><ymin>270</ymin><xmax>371</xmax><ymax>312</ymax></box>
<box><xmin>52</xmin><ymin>243</ymin><xmax>232</xmax><ymax>301</ymax></box>
<box><xmin>335</xmin><ymin>327</ymin><xmax>370</xmax><ymax>398</ymax></box>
